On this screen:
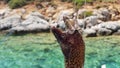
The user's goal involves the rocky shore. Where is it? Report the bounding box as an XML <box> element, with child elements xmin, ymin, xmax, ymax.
<box><xmin>1</xmin><ymin>2</ymin><xmax>120</xmax><ymax>37</ymax></box>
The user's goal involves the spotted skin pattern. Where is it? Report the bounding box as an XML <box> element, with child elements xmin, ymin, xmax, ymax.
<box><xmin>52</xmin><ymin>27</ymin><xmax>85</xmax><ymax>68</ymax></box>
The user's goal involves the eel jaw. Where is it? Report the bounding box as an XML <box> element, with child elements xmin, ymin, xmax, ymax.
<box><xmin>51</xmin><ymin>27</ymin><xmax>65</xmax><ymax>44</ymax></box>
<box><xmin>51</xmin><ymin>27</ymin><xmax>70</xmax><ymax>59</ymax></box>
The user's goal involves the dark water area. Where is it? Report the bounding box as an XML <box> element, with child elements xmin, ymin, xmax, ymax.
<box><xmin>0</xmin><ymin>33</ymin><xmax>120</xmax><ymax>68</ymax></box>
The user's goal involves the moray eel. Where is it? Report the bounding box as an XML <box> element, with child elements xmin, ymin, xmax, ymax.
<box><xmin>51</xmin><ymin>17</ymin><xmax>85</xmax><ymax>68</ymax></box>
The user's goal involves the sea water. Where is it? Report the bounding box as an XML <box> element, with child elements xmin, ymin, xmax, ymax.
<box><xmin>0</xmin><ymin>33</ymin><xmax>120</xmax><ymax>68</ymax></box>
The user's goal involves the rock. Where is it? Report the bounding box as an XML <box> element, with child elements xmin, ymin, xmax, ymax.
<box><xmin>78</xmin><ymin>9</ymin><xmax>86</xmax><ymax>18</ymax></box>
<box><xmin>0</xmin><ymin>14</ymin><xmax>21</xmax><ymax>30</ymax></box>
<box><xmin>99</xmin><ymin>8</ymin><xmax>111</xmax><ymax>21</ymax></box>
<box><xmin>97</xmin><ymin>28</ymin><xmax>112</xmax><ymax>36</ymax></box>
<box><xmin>98</xmin><ymin>21</ymin><xmax>120</xmax><ymax>32</ymax></box>
<box><xmin>54</xmin><ymin>19</ymin><xmax>85</xmax><ymax>31</ymax></box>
<box><xmin>93</xmin><ymin>8</ymin><xmax>111</xmax><ymax>21</ymax></box>
<box><xmin>11</xmin><ymin>15</ymin><xmax>50</xmax><ymax>32</ymax></box>
<box><xmin>83</xmin><ymin>28</ymin><xmax>97</xmax><ymax>37</ymax></box>
<box><xmin>77</xmin><ymin>19</ymin><xmax>85</xmax><ymax>29</ymax></box>
<box><xmin>0</xmin><ymin>14</ymin><xmax>4</xmax><ymax>19</ymax></box>
<box><xmin>50</xmin><ymin>22</ymin><xmax>58</xmax><ymax>28</ymax></box>
<box><xmin>55</xmin><ymin>9</ymin><xmax>74</xmax><ymax>30</ymax></box>
<box><xmin>35</xmin><ymin>3</ymin><xmax>44</xmax><ymax>9</ymax></box>
<box><xmin>46</xmin><ymin>6</ymin><xmax>56</xmax><ymax>14</ymax></box>
<box><xmin>45</xmin><ymin>6</ymin><xmax>56</xmax><ymax>18</ymax></box>
<box><xmin>10</xmin><ymin>26</ymin><xmax>25</xmax><ymax>32</ymax></box>
<box><xmin>78</xmin><ymin>9</ymin><xmax>86</xmax><ymax>15</ymax></box>
<box><xmin>52</xmin><ymin>13</ymin><xmax>59</xmax><ymax>20</ymax></box>
<box><xmin>25</xmin><ymin>11</ymin><xmax>48</xmax><ymax>20</ymax></box>
<box><xmin>106</xmin><ymin>22</ymin><xmax>120</xmax><ymax>32</ymax></box>
<box><xmin>91</xmin><ymin>25</ymin><xmax>101</xmax><ymax>31</ymax></box>
<box><xmin>93</xmin><ymin>9</ymin><xmax>105</xmax><ymax>20</ymax></box>
<box><xmin>96</xmin><ymin>21</ymin><xmax>120</xmax><ymax>35</ymax></box>
<box><xmin>57</xmin><ymin>20</ymin><xmax>66</xmax><ymax>30</ymax></box>
<box><xmin>20</xmin><ymin>8</ymin><xmax>26</xmax><ymax>14</ymax></box>
<box><xmin>113</xmin><ymin>30</ymin><xmax>120</xmax><ymax>35</ymax></box>
<box><xmin>56</xmin><ymin>19</ymin><xmax>85</xmax><ymax>31</ymax></box>
<box><xmin>57</xmin><ymin>9</ymin><xmax>74</xmax><ymax>22</ymax></box>
<box><xmin>84</xmin><ymin>16</ymin><xmax>99</xmax><ymax>28</ymax></box>
<box><xmin>0</xmin><ymin>7</ymin><xmax>11</xmax><ymax>18</ymax></box>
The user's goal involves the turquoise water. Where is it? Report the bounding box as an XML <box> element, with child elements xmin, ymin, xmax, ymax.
<box><xmin>0</xmin><ymin>33</ymin><xmax>120</xmax><ymax>68</ymax></box>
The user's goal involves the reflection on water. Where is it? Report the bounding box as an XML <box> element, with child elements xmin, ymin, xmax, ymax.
<box><xmin>0</xmin><ymin>33</ymin><xmax>120</xmax><ymax>68</ymax></box>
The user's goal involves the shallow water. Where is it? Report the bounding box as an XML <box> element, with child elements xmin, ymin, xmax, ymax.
<box><xmin>0</xmin><ymin>33</ymin><xmax>120</xmax><ymax>68</ymax></box>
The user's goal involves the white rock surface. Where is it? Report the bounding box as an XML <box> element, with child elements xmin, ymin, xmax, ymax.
<box><xmin>11</xmin><ymin>15</ymin><xmax>50</xmax><ymax>32</ymax></box>
<box><xmin>0</xmin><ymin>14</ymin><xmax>21</xmax><ymax>30</ymax></box>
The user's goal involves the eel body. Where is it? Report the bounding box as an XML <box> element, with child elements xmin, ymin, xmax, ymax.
<box><xmin>51</xmin><ymin>27</ymin><xmax>85</xmax><ymax>68</ymax></box>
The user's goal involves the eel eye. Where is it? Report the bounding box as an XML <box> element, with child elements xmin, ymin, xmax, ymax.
<box><xmin>61</xmin><ymin>34</ymin><xmax>66</xmax><ymax>39</ymax></box>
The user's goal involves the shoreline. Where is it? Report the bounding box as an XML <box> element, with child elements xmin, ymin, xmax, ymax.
<box><xmin>0</xmin><ymin>1</ymin><xmax>120</xmax><ymax>37</ymax></box>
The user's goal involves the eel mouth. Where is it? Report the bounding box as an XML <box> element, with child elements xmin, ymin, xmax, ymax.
<box><xmin>51</xmin><ymin>16</ymin><xmax>80</xmax><ymax>43</ymax></box>
<box><xmin>51</xmin><ymin>27</ymin><xmax>64</xmax><ymax>42</ymax></box>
